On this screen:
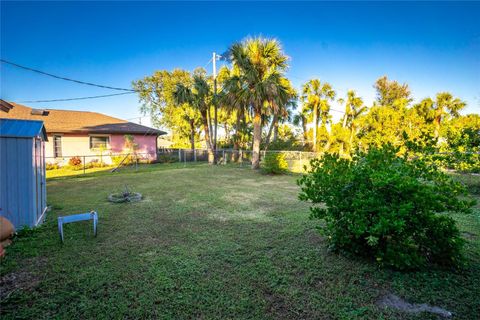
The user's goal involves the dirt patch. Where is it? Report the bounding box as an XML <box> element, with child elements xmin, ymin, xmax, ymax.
<box><xmin>0</xmin><ymin>257</ymin><xmax>47</xmax><ymax>301</ymax></box>
<box><xmin>377</xmin><ymin>293</ymin><xmax>452</xmax><ymax>318</ymax></box>
<box><xmin>264</xmin><ymin>289</ymin><xmax>289</xmax><ymax>318</ymax></box>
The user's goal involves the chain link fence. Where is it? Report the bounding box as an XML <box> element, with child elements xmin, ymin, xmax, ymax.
<box><xmin>157</xmin><ymin>148</ymin><xmax>318</xmax><ymax>172</ymax></box>
<box><xmin>45</xmin><ymin>148</ymin><xmax>479</xmax><ymax>178</ymax></box>
<box><xmin>45</xmin><ymin>149</ymin><xmax>319</xmax><ymax>177</ymax></box>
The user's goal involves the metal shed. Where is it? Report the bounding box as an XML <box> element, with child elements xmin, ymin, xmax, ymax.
<box><xmin>0</xmin><ymin>119</ymin><xmax>48</xmax><ymax>229</ymax></box>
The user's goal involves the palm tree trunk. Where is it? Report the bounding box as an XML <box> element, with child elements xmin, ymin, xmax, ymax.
<box><xmin>313</xmin><ymin>104</ymin><xmax>317</xmax><ymax>151</ymax></box>
<box><xmin>301</xmin><ymin>116</ymin><xmax>308</xmax><ymax>142</ymax></box>
<box><xmin>201</xmin><ymin>111</ymin><xmax>214</xmax><ymax>164</ymax></box>
<box><xmin>224</xmin><ymin>122</ymin><xmax>229</xmax><ymax>142</ymax></box>
<box><xmin>273</xmin><ymin>120</ymin><xmax>279</xmax><ymax>142</ymax></box>
<box><xmin>264</xmin><ymin>113</ymin><xmax>278</xmax><ymax>150</ymax></box>
<box><xmin>348</xmin><ymin>123</ymin><xmax>356</xmax><ymax>154</ymax></box>
<box><xmin>434</xmin><ymin>116</ymin><xmax>441</xmax><ymax>140</ymax></box>
<box><xmin>322</xmin><ymin>124</ymin><xmax>331</xmax><ymax>152</ymax></box>
<box><xmin>207</xmin><ymin>107</ymin><xmax>213</xmax><ymax>144</ymax></box>
<box><xmin>189</xmin><ymin>119</ymin><xmax>195</xmax><ymax>152</ymax></box>
<box><xmin>251</xmin><ymin>108</ymin><xmax>262</xmax><ymax>169</ymax></box>
<box><xmin>233</xmin><ymin>107</ymin><xmax>244</xmax><ymax>162</ymax></box>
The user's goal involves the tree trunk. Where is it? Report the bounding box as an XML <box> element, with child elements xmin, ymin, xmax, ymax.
<box><xmin>340</xmin><ymin>114</ymin><xmax>348</xmax><ymax>156</ymax></box>
<box><xmin>233</xmin><ymin>108</ymin><xmax>243</xmax><ymax>162</ymax></box>
<box><xmin>273</xmin><ymin>120</ymin><xmax>279</xmax><ymax>142</ymax></box>
<box><xmin>201</xmin><ymin>111</ymin><xmax>214</xmax><ymax>164</ymax></box>
<box><xmin>301</xmin><ymin>116</ymin><xmax>308</xmax><ymax>142</ymax></box>
<box><xmin>189</xmin><ymin>119</ymin><xmax>195</xmax><ymax>152</ymax></box>
<box><xmin>434</xmin><ymin>116</ymin><xmax>441</xmax><ymax>140</ymax></box>
<box><xmin>251</xmin><ymin>108</ymin><xmax>262</xmax><ymax>169</ymax></box>
<box><xmin>322</xmin><ymin>125</ymin><xmax>331</xmax><ymax>153</ymax></box>
<box><xmin>349</xmin><ymin>126</ymin><xmax>355</xmax><ymax>152</ymax></box>
<box><xmin>264</xmin><ymin>113</ymin><xmax>278</xmax><ymax>151</ymax></box>
<box><xmin>224</xmin><ymin>123</ymin><xmax>229</xmax><ymax>142</ymax></box>
<box><xmin>313</xmin><ymin>104</ymin><xmax>318</xmax><ymax>151</ymax></box>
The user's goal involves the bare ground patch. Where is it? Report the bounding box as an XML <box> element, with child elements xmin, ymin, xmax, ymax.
<box><xmin>0</xmin><ymin>257</ymin><xmax>47</xmax><ymax>301</ymax></box>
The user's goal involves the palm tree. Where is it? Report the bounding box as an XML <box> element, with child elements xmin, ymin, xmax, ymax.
<box><xmin>228</xmin><ymin>37</ymin><xmax>289</xmax><ymax>169</ymax></box>
<box><xmin>301</xmin><ymin>79</ymin><xmax>336</xmax><ymax>151</ymax></box>
<box><xmin>293</xmin><ymin>108</ymin><xmax>309</xmax><ymax>145</ymax></box>
<box><xmin>264</xmin><ymin>77</ymin><xmax>297</xmax><ymax>149</ymax></box>
<box><xmin>434</xmin><ymin>93</ymin><xmax>466</xmax><ymax>139</ymax></box>
<box><xmin>174</xmin><ymin>68</ymin><xmax>215</xmax><ymax>164</ymax></box>
<box><xmin>414</xmin><ymin>93</ymin><xmax>466</xmax><ymax>140</ymax></box>
<box><xmin>339</xmin><ymin>90</ymin><xmax>366</xmax><ymax>155</ymax></box>
<box><xmin>218</xmin><ymin>66</ymin><xmax>249</xmax><ymax>161</ymax></box>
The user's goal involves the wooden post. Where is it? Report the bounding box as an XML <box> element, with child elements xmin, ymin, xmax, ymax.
<box><xmin>83</xmin><ymin>156</ymin><xmax>86</xmax><ymax>174</ymax></box>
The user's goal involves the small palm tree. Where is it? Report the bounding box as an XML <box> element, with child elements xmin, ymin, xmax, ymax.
<box><xmin>433</xmin><ymin>92</ymin><xmax>466</xmax><ymax>139</ymax></box>
<box><xmin>339</xmin><ymin>90</ymin><xmax>366</xmax><ymax>155</ymax></box>
<box><xmin>218</xmin><ymin>65</ymin><xmax>248</xmax><ymax>159</ymax></box>
<box><xmin>264</xmin><ymin>77</ymin><xmax>297</xmax><ymax>149</ymax></box>
<box><xmin>174</xmin><ymin>68</ymin><xmax>215</xmax><ymax>164</ymax></box>
<box><xmin>301</xmin><ymin>79</ymin><xmax>336</xmax><ymax>151</ymax></box>
<box><xmin>414</xmin><ymin>92</ymin><xmax>466</xmax><ymax>140</ymax></box>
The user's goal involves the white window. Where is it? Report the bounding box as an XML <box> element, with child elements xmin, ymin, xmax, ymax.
<box><xmin>53</xmin><ymin>135</ymin><xmax>62</xmax><ymax>157</ymax></box>
<box><xmin>89</xmin><ymin>136</ymin><xmax>110</xmax><ymax>149</ymax></box>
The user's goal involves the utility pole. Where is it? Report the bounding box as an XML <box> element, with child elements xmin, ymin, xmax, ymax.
<box><xmin>213</xmin><ymin>52</ymin><xmax>218</xmax><ymax>155</ymax></box>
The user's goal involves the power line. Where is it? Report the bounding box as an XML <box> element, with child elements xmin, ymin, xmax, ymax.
<box><xmin>1</xmin><ymin>59</ymin><xmax>135</xmax><ymax>92</ymax></box>
<box><xmin>202</xmin><ymin>58</ymin><xmax>212</xmax><ymax>70</ymax></box>
<box><xmin>18</xmin><ymin>92</ymin><xmax>134</xmax><ymax>103</ymax></box>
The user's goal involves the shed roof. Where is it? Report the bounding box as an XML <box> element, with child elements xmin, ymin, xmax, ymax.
<box><xmin>0</xmin><ymin>119</ymin><xmax>48</xmax><ymax>141</ymax></box>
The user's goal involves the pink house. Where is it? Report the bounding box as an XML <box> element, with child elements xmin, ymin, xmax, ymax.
<box><xmin>0</xmin><ymin>100</ymin><xmax>166</xmax><ymax>164</ymax></box>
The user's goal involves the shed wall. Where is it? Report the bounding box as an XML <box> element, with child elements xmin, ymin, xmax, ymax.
<box><xmin>0</xmin><ymin>137</ymin><xmax>40</xmax><ymax>228</ymax></box>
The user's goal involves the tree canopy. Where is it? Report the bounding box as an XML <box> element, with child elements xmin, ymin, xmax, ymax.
<box><xmin>133</xmin><ymin>37</ymin><xmax>477</xmax><ymax>171</ymax></box>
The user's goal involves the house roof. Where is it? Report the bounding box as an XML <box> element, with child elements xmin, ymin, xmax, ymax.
<box><xmin>0</xmin><ymin>100</ymin><xmax>15</xmax><ymax>113</ymax></box>
<box><xmin>0</xmin><ymin>101</ymin><xmax>166</xmax><ymax>136</ymax></box>
<box><xmin>0</xmin><ymin>119</ymin><xmax>48</xmax><ymax>141</ymax></box>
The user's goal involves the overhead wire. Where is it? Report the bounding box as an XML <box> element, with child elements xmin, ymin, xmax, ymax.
<box><xmin>1</xmin><ymin>59</ymin><xmax>135</xmax><ymax>92</ymax></box>
<box><xmin>18</xmin><ymin>92</ymin><xmax>135</xmax><ymax>103</ymax></box>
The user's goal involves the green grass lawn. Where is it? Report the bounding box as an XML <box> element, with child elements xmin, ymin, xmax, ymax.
<box><xmin>46</xmin><ymin>165</ymin><xmax>115</xmax><ymax>179</ymax></box>
<box><xmin>1</xmin><ymin>164</ymin><xmax>479</xmax><ymax>319</ymax></box>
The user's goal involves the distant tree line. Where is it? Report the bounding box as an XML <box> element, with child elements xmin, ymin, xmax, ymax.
<box><xmin>133</xmin><ymin>37</ymin><xmax>479</xmax><ymax>170</ymax></box>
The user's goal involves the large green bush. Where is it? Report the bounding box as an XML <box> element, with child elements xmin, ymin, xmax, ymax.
<box><xmin>262</xmin><ymin>152</ymin><xmax>288</xmax><ymax>174</ymax></box>
<box><xmin>298</xmin><ymin>145</ymin><xmax>475</xmax><ymax>270</ymax></box>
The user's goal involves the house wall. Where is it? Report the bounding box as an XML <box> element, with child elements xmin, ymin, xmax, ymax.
<box><xmin>110</xmin><ymin>134</ymin><xmax>157</xmax><ymax>157</ymax></box>
<box><xmin>45</xmin><ymin>133</ymin><xmax>158</xmax><ymax>164</ymax></box>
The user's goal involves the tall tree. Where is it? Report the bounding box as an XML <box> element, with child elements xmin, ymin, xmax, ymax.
<box><xmin>173</xmin><ymin>68</ymin><xmax>215</xmax><ymax>164</ymax></box>
<box><xmin>374</xmin><ymin>75</ymin><xmax>412</xmax><ymax>108</ymax></box>
<box><xmin>301</xmin><ymin>79</ymin><xmax>336</xmax><ymax>151</ymax></box>
<box><xmin>264</xmin><ymin>77</ymin><xmax>297</xmax><ymax>149</ymax></box>
<box><xmin>218</xmin><ymin>65</ymin><xmax>250</xmax><ymax>159</ymax></box>
<box><xmin>338</xmin><ymin>90</ymin><xmax>366</xmax><ymax>155</ymax></box>
<box><xmin>133</xmin><ymin>69</ymin><xmax>201</xmax><ymax>151</ymax></box>
<box><xmin>228</xmin><ymin>37</ymin><xmax>289</xmax><ymax>169</ymax></box>
<box><xmin>293</xmin><ymin>109</ymin><xmax>309</xmax><ymax>144</ymax></box>
<box><xmin>415</xmin><ymin>92</ymin><xmax>467</xmax><ymax>139</ymax></box>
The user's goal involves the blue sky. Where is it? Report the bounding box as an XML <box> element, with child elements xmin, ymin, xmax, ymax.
<box><xmin>1</xmin><ymin>1</ymin><xmax>479</xmax><ymax>127</ymax></box>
